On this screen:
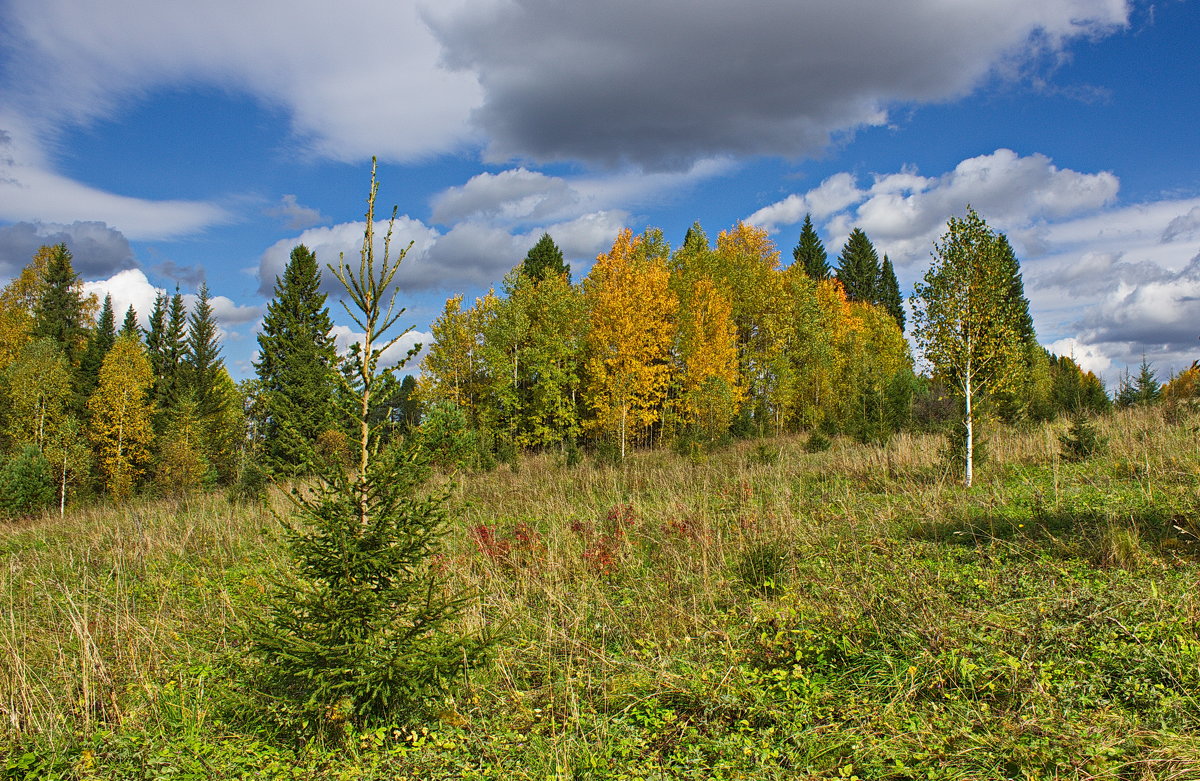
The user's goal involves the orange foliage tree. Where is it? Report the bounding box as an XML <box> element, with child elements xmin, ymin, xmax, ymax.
<box><xmin>583</xmin><ymin>229</ymin><xmax>678</xmax><ymax>457</ymax></box>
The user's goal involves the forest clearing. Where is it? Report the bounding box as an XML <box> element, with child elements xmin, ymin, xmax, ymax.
<box><xmin>3</xmin><ymin>402</ymin><xmax>1199</xmax><ymax>779</ymax></box>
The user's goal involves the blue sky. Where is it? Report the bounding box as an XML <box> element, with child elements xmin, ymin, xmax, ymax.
<box><xmin>1</xmin><ymin>0</ymin><xmax>1197</xmax><ymax>386</ymax></box>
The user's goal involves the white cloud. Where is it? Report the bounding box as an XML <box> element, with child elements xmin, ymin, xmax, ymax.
<box><xmin>744</xmin><ymin>150</ymin><xmax>1198</xmax><ymax>386</ymax></box>
<box><xmin>1046</xmin><ymin>337</ymin><xmax>1113</xmax><ymax>376</ymax></box>
<box><xmin>430</xmin><ymin>158</ymin><xmax>731</xmax><ymax>229</ymax></box>
<box><xmin>2</xmin><ymin>0</ymin><xmax>481</xmax><ymax>164</ymax></box>
<box><xmin>754</xmin><ymin>149</ymin><xmax>1119</xmax><ymax>266</ymax></box>
<box><xmin>82</xmin><ymin>268</ymin><xmax>160</xmax><ymax>327</ymax></box>
<box><xmin>0</xmin><ymin>118</ymin><xmax>230</xmax><ymax>240</ymax></box>
<box><xmin>260</xmin><ymin>209</ymin><xmax>628</xmax><ymax>296</ymax></box>
<box><xmin>331</xmin><ymin>324</ymin><xmax>430</xmax><ymax>370</ymax></box>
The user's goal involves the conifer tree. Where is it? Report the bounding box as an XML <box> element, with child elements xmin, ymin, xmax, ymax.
<box><xmin>254</xmin><ymin>159</ymin><xmax>487</xmax><ymax>727</ymax></box>
<box><xmin>184</xmin><ymin>283</ymin><xmax>225</xmax><ymax>421</ymax></box>
<box><xmin>147</xmin><ymin>290</ymin><xmax>188</xmax><ymax>421</ymax></box>
<box><xmin>119</xmin><ymin>306</ymin><xmax>140</xmax><ymax>339</ymax></box>
<box><xmin>32</xmin><ymin>244</ymin><xmax>88</xmax><ymax>365</ymax></box>
<box><xmin>1116</xmin><ymin>357</ymin><xmax>1161</xmax><ymax>407</ymax></box>
<box><xmin>835</xmin><ymin>228</ymin><xmax>881</xmax><ymax>303</ymax></box>
<box><xmin>793</xmin><ymin>214</ymin><xmax>830</xmax><ymax>280</ymax></box>
<box><xmin>878</xmin><ymin>255</ymin><xmax>905</xmax><ymax>332</ymax></box>
<box><xmin>997</xmin><ymin>234</ymin><xmax>1035</xmax><ymax>344</ymax></box>
<box><xmin>521</xmin><ymin>233</ymin><xmax>570</xmax><ymax>283</ymax></box>
<box><xmin>255</xmin><ymin>244</ymin><xmax>339</xmax><ymax>476</ymax></box>
<box><xmin>79</xmin><ymin>294</ymin><xmax>117</xmax><ymax>398</ymax></box>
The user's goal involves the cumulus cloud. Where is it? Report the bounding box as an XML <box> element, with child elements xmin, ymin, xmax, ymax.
<box><xmin>1075</xmin><ymin>252</ymin><xmax>1200</xmax><ymax>351</ymax></box>
<box><xmin>1162</xmin><ymin>206</ymin><xmax>1200</xmax><ymax>243</ymax></box>
<box><xmin>2</xmin><ymin>0</ymin><xmax>481</xmax><ymax>164</ymax></box>
<box><xmin>257</xmin><ymin>217</ymin><xmax>441</xmax><ymax>297</ymax></box>
<box><xmin>0</xmin><ymin>220</ymin><xmax>135</xmax><ymax>279</ymax></box>
<box><xmin>259</xmin><ymin>210</ymin><xmax>627</xmax><ymax>297</ymax></box>
<box><xmin>331</xmin><ymin>324</ymin><xmax>431</xmax><ymax>370</ymax></box>
<box><xmin>430</xmin><ymin>0</ymin><xmax>1128</xmax><ymax>168</ymax></box>
<box><xmin>1046</xmin><ymin>337</ymin><xmax>1113</xmax><ymax>376</ymax></box>
<box><xmin>430</xmin><ymin>158</ymin><xmax>731</xmax><ymax>228</ymax></box>
<box><xmin>748</xmin><ymin>149</ymin><xmax>1119</xmax><ymax>265</ymax></box>
<box><xmin>81</xmin><ymin>268</ymin><xmax>160</xmax><ymax>327</ymax></box>
<box><xmin>742</xmin><ymin>149</ymin><xmax>1197</xmax><ymax>385</ymax></box>
<box><xmin>431</xmin><ymin>168</ymin><xmax>578</xmax><ymax>225</ymax></box>
<box><xmin>265</xmin><ymin>194</ymin><xmax>326</xmax><ymax>231</ymax></box>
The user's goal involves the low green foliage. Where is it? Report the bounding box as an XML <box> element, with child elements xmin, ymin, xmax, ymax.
<box><xmin>0</xmin><ymin>445</ymin><xmax>54</xmax><ymax>517</ymax></box>
<box><xmin>3</xmin><ymin>405</ymin><xmax>1199</xmax><ymax>778</ymax></box>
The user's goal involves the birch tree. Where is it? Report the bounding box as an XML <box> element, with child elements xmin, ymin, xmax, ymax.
<box><xmin>911</xmin><ymin>209</ymin><xmax>1023</xmax><ymax>486</ymax></box>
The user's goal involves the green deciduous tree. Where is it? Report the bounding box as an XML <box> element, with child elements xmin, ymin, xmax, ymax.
<box><xmin>255</xmin><ymin>244</ymin><xmax>340</xmax><ymax>477</ymax></box>
<box><xmin>911</xmin><ymin>209</ymin><xmax>1024</xmax><ymax>487</ymax></box>
<box><xmin>4</xmin><ymin>338</ymin><xmax>73</xmax><ymax>452</ymax></box>
<box><xmin>0</xmin><ymin>445</ymin><xmax>55</xmax><ymax>517</ymax></box>
<box><xmin>86</xmin><ymin>335</ymin><xmax>155</xmax><ymax>498</ymax></box>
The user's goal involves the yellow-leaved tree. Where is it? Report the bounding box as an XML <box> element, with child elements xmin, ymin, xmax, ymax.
<box><xmin>674</xmin><ymin>276</ymin><xmax>742</xmax><ymax>441</ymax></box>
<box><xmin>0</xmin><ymin>247</ymin><xmax>53</xmax><ymax>371</ymax></box>
<box><xmin>87</xmin><ymin>334</ymin><xmax>155</xmax><ymax>497</ymax></box>
<box><xmin>584</xmin><ymin>228</ymin><xmax>678</xmax><ymax>457</ymax></box>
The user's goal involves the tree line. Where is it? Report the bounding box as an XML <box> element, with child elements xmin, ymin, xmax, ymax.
<box><xmin>0</xmin><ymin>209</ymin><xmax>1140</xmax><ymax>513</ymax></box>
<box><xmin>0</xmin><ymin>245</ymin><xmax>247</xmax><ymax>514</ymax></box>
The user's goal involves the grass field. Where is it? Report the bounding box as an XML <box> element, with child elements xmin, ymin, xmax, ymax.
<box><xmin>2</xmin><ymin>405</ymin><xmax>1199</xmax><ymax>779</ymax></box>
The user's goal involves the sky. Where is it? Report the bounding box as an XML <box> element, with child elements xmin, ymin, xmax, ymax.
<box><xmin>0</xmin><ymin>0</ymin><xmax>1198</xmax><ymax>387</ymax></box>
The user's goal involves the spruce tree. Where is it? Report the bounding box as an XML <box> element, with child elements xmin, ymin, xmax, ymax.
<box><xmin>1117</xmin><ymin>357</ymin><xmax>1161</xmax><ymax>407</ymax></box>
<box><xmin>184</xmin><ymin>283</ymin><xmax>225</xmax><ymax>421</ymax></box>
<box><xmin>32</xmin><ymin>244</ymin><xmax>87</xmax><ymax>365</ymax></box>
<box><xmin>145</xmin><ymin>292</ymin><xmax>169</xmax><ymax>385</ymax></box>
<box><xmin>521</xmin><ymin>233</ymin><xmax>570</xmax><ymax>283</ymax></box>
<box><xmin>79</xmin><ymin>294</ymin><xmax>117</xmax><ymax>397</ymax></box>
<box><xmin>792</xmin><ymin>214</ymin><xmax>830</xmax><ymax>280</ymax></box>
<box><xmin>835</xmin><ymin>228</ymin><xmax>881</xmax><ymax>303</ymax></box>
<box><xmin>997</xmin><ymin>234</ymin><xmax>1035</xmax><ymax>344</ymax></box>
<box><xmin>119</xmin><ymin>306</ymin><xmax>140</xmax><ymax>339</ymax></box>
<box><xmin>255</xmin><ymin>244</ymin><xmax>340</xmax><ymax>476</ymax></box>
<box><xmin>159</xmin><ymin>290</ymin><xmax>189</xmax><ymax>416</ymax></box>
<box><xmin>878</xmin><ymin>255</ymin><xmax>905</xmax><ymax>332</ymax></box>
<box><xmin>253</xmin><ymin>160</ymin><xmax>488</xmax><ymax>728</ymax></box>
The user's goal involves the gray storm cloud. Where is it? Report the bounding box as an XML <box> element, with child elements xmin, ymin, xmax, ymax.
<box><xmin>430</xmin><ymin>0</ymin><xmax>1128</xmax><ymax>169</ymax></box>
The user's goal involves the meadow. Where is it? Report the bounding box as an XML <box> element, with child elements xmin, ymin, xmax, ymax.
<box><xmin>2</xmin><ymin>404</ymin><xmax>1199</xmax><ymax>780</ymax></box>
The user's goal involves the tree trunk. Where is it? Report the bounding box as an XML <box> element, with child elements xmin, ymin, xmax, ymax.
<box><xmin>964</xmin><ymin>361</ymin><xmax>973</xmax><ymax>488</ymax></box>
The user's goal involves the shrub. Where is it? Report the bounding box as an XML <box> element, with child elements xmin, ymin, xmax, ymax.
<box><xmin>1059</xmin><ymin>411</ymin><xmax>1107</xmax><ymax>463</ymax></box>
<box><xmin>804</xmin><ymin>432</ymin><xmax>831</xmax><ymax>453</ymax></box>
<box><xmin>0</xmin><ymin>445</ymin><xmax>55</xmax><ymax>517</ymax></box>
<box><xmin>413</xmin><ymin>401</ymin><xmax>477</xmax><ymax>470</ymax></box>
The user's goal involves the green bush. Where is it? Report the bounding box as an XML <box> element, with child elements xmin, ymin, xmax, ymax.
<box><xmin>0</xmin><ymin>445</ymin><xmax>55</xmax><ymax>517</ymax></box>
<box><xmin>1059</xmin><ymin>411</ymin><xmax>1107</xmax><ymax>462</ymax></box>
<box><xmin>413</xmin><ymin>401</ymin><xmax>478</xmax><ymax>470</ymax></box>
